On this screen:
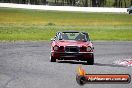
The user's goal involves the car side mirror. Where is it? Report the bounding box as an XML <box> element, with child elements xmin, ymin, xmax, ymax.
<box><xmin>51</xmin><ymin>38</ymin><xmax>55</xmax><ymax>41</ymax></box>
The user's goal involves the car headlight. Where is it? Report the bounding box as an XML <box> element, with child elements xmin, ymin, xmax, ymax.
<box><xmin>53</xmin><ymin>46</ymin><xmax>59</xmax><ymax>51</ymax></box>
<box><xmin>86</xmin><ymin>46</ymin><xmax>92</xmax><ymax>52</ymax></box>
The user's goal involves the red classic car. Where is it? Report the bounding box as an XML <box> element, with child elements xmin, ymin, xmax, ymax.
<box><xmin>50</xmin><ymin>31</ymin><xmax>94</xmax><ymax>65</ymax></box>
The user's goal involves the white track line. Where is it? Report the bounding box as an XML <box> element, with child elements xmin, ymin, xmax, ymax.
<box><xmin>0</xmin><ymin>3</ymin><xmax>127</xmax><ymax>13</ymax></box>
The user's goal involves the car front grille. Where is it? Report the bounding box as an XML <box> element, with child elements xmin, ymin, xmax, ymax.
<box><xmin>65</xmin><ymin>46</ymin><xmax>79</xmax><ymax>52</ymax></box>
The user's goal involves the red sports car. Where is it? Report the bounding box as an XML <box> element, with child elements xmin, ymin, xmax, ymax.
<box><xmin>50</xmin><ymin>31</ymin><xmax>94</xmax><ymax>65</ymax></box>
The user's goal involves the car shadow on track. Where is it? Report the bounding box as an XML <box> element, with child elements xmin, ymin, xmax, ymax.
<box><xmin>57</xmin><ymin>60</ymin><xmax>126</xmax><ymax>67</ymax></box>
<box><xmin>94</xmin><ymin>63</ymin><xmax>126</xmax><ymax>68</ymax></box>
<box><xmin>57</xmin><ymin>60</ymin><xmax>88</xmax><ymax>65</ymax></box>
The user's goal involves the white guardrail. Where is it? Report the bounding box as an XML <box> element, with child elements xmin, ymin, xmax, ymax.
<box><xmin>0</xmin><ymin>3</ymin><xmax>127</xmax><ymax>13</ymax></box>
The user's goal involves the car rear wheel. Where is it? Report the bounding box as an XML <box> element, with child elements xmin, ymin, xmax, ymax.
<box><xmin>86</xmin><ymin>54</ymin><xmax>94</xmax><ymax>65</ymax></box>
<box><xmin>129</xmin><ymin>11</ymin><xmax>132</xmax><ymax>14</ymax></box>
<box><xmin>50</xmin><ymin>56</ymin><xmax>56</xmax><ymax>62</ymax></box>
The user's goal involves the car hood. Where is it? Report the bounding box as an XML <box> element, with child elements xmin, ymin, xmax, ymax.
<box><xmin>56</xmin><ymin>40</ymin><xmax>91</xmax><ymax>47</ymax></box>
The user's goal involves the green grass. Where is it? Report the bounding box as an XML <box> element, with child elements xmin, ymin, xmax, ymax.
<box><xmin>0</xmin><ymin>7</ymin><xmax>132</xmax><ymax>41</ymax></box>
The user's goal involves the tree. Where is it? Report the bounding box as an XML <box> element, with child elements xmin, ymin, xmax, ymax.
<box><xmin>96</xmin><ymin>0</ymin><xmax>106</xmax><ymax>7</ymax></box>
<box><xmin>84</xmin><ymin>0</ymin><xmax>88</xmax><ymax>7</ymax></box>
<box><xmin>119</xmin><ymin>0</ymin><xmax>123</xmax><ymax>7</ymax></box>
<box><xmin>114</xmin><ymin>0</ymin><xmax>118</xmax><ymax>7</ymax></box>
<box><xmin>73</xmin><ymin>0</ymin><xmax>76</xmax><ymax>6</ymax></box>
<box><xmin>123</xmin><ymin>0</ymin><xmax>126</xmax><ymax>7</ymax></box>
<box><xmin>42</xmin><ymin>0</ymin><xmax>46</xmax><ymax>5</ymax></box>
<box><xmin>92</xmin><ymin>0</ymin><xmax>97</xmax><ymax>7</ymax></box>
<box><xmin>55</xmin><ymin>0</ymin><xmax>59</xmax><ymax>5</ymax></box>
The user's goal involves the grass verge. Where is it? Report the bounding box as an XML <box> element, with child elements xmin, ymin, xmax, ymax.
<box><xmin>0</xmin><ymin>7</ymin><xmax>132</xmax><ymax>41</ymax></box>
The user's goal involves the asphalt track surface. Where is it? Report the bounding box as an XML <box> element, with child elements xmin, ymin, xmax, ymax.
<box><xmin>0</xmin><ymin>41</ymin><xmax>131</xmax><ymax>88</ymax></box>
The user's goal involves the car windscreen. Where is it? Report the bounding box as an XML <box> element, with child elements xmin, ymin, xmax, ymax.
<box><xmin>61</xmin><ymin>33</ymin><xmax>88</xmax><ymax>41</ymax></box>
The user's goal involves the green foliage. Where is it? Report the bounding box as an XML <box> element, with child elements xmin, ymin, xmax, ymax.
<box><xmin>46</xmin><ymin>22</ymin><xmax>56</xmax><ymax>26</ymax></box>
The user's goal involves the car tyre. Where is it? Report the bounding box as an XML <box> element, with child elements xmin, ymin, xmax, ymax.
<box><xmin>86</xmin><ymin>54</ymin><xmax>94</xmax><ymax>65</ymax></box>
<box><xmin>50</xmin><ymin>56</ymin><xmax>56</xmax><ymax>62</ymax></box>
<box><xmin>129</xmin><ymin>11</ymin><xmax>132</xmax><ymax>14</ymax></box>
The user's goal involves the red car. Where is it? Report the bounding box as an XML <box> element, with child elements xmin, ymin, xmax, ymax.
<box><xmin>50</xmin><ymin>31</ymin><xmax>94</xmax><ymax>65</ymax></box>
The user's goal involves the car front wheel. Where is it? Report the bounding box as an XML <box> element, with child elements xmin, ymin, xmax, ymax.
<box><xmin>86</xmin><ymin>55</ymin><xmax>94</xmax><ymax>65</ymax></box>
<box><xmin>50</xmin><ymin>56</ymin><xmax>56</xmax><ymax>62</ymax></box>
